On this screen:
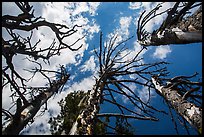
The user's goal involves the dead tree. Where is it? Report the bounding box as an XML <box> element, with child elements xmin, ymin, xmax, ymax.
<box><xmin>2</xmin><ymin>2</ymin><xmax>82</xmax><ymax>134</ymax></box>
<box><xmin>152</xmin><ymin>73</ymin><xmax>202</xmax><ymax>134</ymax></box>
<box><xmin>68</xmin><ymin>32</ymin><xmax>169</xmax><ymax>135</ymax></box>
<box><xmin>2</xmin><ymin>67</ymin><xmax>70</xmax><ymax>135</ymax></box>
<box><xmin>137</xmin><ymin>2</ymin><xmax>202</xmax><ymax>46</ymax></box>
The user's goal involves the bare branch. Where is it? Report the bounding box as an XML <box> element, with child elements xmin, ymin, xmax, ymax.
<box><xmin>97</xmin><ymin>113</ymin><xmax>158</xmax><ymax>121</ymax></box>
<box><xmin>137</xmin><ymin>2</ymin><xmax>202</xmax><ymax>46</ymax></box>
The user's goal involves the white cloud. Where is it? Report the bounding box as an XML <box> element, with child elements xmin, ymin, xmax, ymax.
<box><xmin>122</xmin><ymin>83</ymin><xmax>137</xmax><ymax>104</ymax></box>
<box><xmin>119</xmin><ymin>16</ymin><xmax>132</xmax><ymax>37</ymax></box>
<box><xmin>89</xmin><ymin>22</ymin><xmax>100</xmax><ymax>34</ymax></box>
<box><xmin>138</xmin><ymin>86</ymin><xmax>153</xmax><ymax>103</ymax></box>
<box><xmin>20</xmin><ymin>90</ymin><xmax>69</xmax><ymax>135</ymax></box>
<box><xmin>2</xmin><ymin>2</ymin><xmax>179</xmax><ymax>135</ymax></box>
<box><xmin>2</xmin><ymin>1</ymin><xmax>97</xmax><ymax>88</ymax></box>
<box><xmin>72</xmin><ymin>2</ymin><xmax>89</xmax><ymax>16</ymax></box>
<box><xmin>68</xmin><ymin>76</ymin><xmax>95</xmax><ymax>92</ymax></box>
<box><xmin>71</xmin><ymin>2</ymin><xmax>100</xmax><ymax>17</ymax></box>
<box><xmin>131</xmin><ymin>86</ymin><xmax>156</xmax><ymax>114</ymax></box>
<box><xmin>2</xmin><ymin>1</ymin><xmax>101</xmax><ymax>88</ymax></box>
<box><xmin>2</xmin><ymin>85</ymin><xmax>16</xmax><ymax>114</ymax></box>
<box><xmin>119</xmin><ymin>16</ymin><xmax>132</xmax><ymax>29</ymax></box>
<box><xmin>2</xmin><ymin>2</ymin><xmax>101</xmax><ymax>135</ymax></box>
<box><xmin>106</xmin><ymin>15</ymin><xmax>132</xmax><ymax>44</ymax></box>
<box><xmin>139</xmin><ymin>2</ymin><xmax>175</xmax><ymax>33</ymax></box>
<box><xmin>85</xmin><ymin>19</ymin><xmax>100</xmax><ymax>40</ymax></box>
<box><xmin>129</xmin><ymin>2</ymin><xmax>142</xmax><ymax>10</ymax></box>
<box><xmin>118</xmin><ymin>40</ymin><xmax>146</xmax><ymax>67</ymax></box>
<box><xmin>153</xmin><ymin>46</ymin><xmax>172</xmax><ymax>59</ymax></box>
<box><xmin>87</xmin><ymin>2</ymin><xmax>101</xmax><ymax>16</ymax></box>
<box><xmin>80</xmin><ymin>55</ymin><xmax>96</xmax><ymax>72</ymax></box>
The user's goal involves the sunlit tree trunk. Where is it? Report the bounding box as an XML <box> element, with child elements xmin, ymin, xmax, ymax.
<box><xmin>69</xmin><ymin>71</ymin><xmax>107</xmax><ymax>135</ymax></box>
<box><xmin>152</xmin><ymin>76</ymin><xmax>202</xmax><ymax>133</ymax></box>
<box><xmin>2</xmin><ymin>75</ymin><xmax>69</xmax><ymax>135</ymax></box>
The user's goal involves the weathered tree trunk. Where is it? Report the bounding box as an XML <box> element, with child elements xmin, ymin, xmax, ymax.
<box><xmin>152</xmin><ymin>77</ymin><xmax>202</xmax><ymax>133</ymax></box>
<box><xmin>68</xmin><ymin>70</ymin><xmax>109</xmax><ymax>135</ymax></box>
<box><xmin>68</xmin><ymin>82</ymin><xmax>105</xmax><ymax>135</ymax></box>
<box><xmin>2</xmin><ymin>75</ymin><xmax>69</xmax><ymax>135</ymax></box>
<box><xmin>138</xmin><ymin>3</ymin><xmax>202</xmax><ymax>46</ymax></box>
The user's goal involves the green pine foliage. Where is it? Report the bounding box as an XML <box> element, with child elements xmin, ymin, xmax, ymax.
<box><xmin>115</xmin><ymin>117</ymin><xmax>134</xmax><ymax>135</ymax></box>
<box><xmin>48</xmin><ymin>90</ymin><xmax>86</xmax><ymax>135</ymax></box>
<box><xmin>48</xmin><ymin>90</ymin><xmax>135</xmax><ymax>135</ymax></box>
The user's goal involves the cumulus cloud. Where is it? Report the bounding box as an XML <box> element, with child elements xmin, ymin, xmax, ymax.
<box><xmin>2</xmin><ymin>2</ymin><xmax>178</xmax><ymax>135</ymax></box>
<box><xmin>71</xmin><ymin>2</ymin><xmax>100</xmax><ymax>17</ymax></box>
<box><xmin>118</xmin><ymin>40</ymin><xmax>146</xmax><ymax>69</ymax></box>
<box><xmin>2</xmin><ymin>1</ymin><xmax>101</xmax><ymax>88</ymax></box>
<box><xmin>119</xmin><ymin>16</ymin><xmax>132</xmax><ymax>37</ymax></box>
<box><xmin>2</xmin><ymin>2</ymin><xmax>100</xmax><ymax>135</ymax></box>
<box><xmin>129</xmin><ymin>2</ymin><xmax>142</xmax><ymax>10</ymax></box>
<box><xmin>2</xmin><ymin>1</ymin><xmax>101</xmax><ymax>89</ymax></box>
<box><xmin>106</xmin><ymin>15</ymin><xmax>132</xmax><ymax>44</ymax></box>
<box><xmin>153</xmin><ymin>46</ymin><xmax>172</xmax><ymax>59</ymax></box>
<box><xmin>68</xmin><ymin>76</ymin><xmax>95</xmax><ymax>92</ymax></box>
<box><xmin>87</xmin><ymin>2</ymin><xmax>101</xmax><ymax>16</ymax></box>
<box><xmin>85</xmin><ymin>19</ymin><xmax>100</xmax><ymax>40</ymax></box>
<box><xmin>80</xmin><ymin>55</ymin><xmax>96</xmax><ymax>72</ymax></box>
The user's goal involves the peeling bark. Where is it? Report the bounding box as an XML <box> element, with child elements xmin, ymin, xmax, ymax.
<box><xmin>152</xmin><ymin>77</ymin><xmax>202</xmax><ymax>133</ymax></box>
<box><xmin>2</xmin><ymin>75</ymin><xmax>69</xmax><ymax>135</ymax></box>
<box><xmin>68</xmin><ymin>75</ymin><xmax>107</xmax><ymax>135</ymax></box>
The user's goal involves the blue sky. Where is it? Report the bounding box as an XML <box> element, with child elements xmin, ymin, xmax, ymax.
<box><xmin>2</xmin><ymin>2</ymin><xmax>202</xmax><ymax>135</ymax></box>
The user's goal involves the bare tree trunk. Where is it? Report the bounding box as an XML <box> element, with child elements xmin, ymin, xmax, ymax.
<box><xmin>2</xmin><ymin>75</ymin><xmax>69</xmax><ymax>135</ymax></box>
<box><xmin>152</xmin><ymin>77</ymin><xmax>202</xmax><ymax>133</ymax></box>
<box><xmin>68</xmin><ymin>87</ymin><xmax>102</xmax><ymax>135</ymax></box>
<box><xmin>68</xmin><ymin>73</ymin><xmax>107</xmax><ymax>135</ymax></box>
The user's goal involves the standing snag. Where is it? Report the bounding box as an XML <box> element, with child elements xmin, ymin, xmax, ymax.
<box><xmin>2</xmin><ymin>71</ymin><xmax>70</xmax><ymax>135</ymax></box>
<box><xmin>137</xmin><ymin>2</ymin><xmax>202</xmax><ymax>46</ymax></box>
<box><xmin>152</xmin><ymin>73</ymin><xmax>202</xmax><ymax>134</ymax></box>
<box><xmin>68</xmin><ymin>32</ymin><xmax>169</xmax><ymax>135</ymax></box>
<box><xmin>2</xmin><ymin>2</ymin><xmax>82</xmax><ymax>134</ymax></box>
